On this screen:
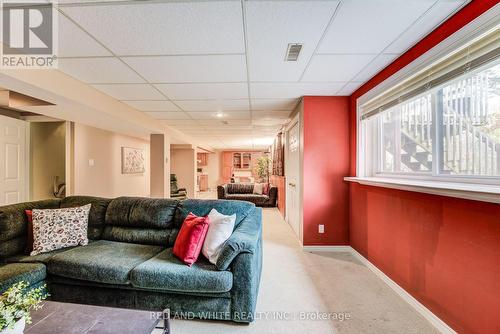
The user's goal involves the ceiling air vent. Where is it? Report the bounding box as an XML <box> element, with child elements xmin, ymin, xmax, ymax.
<box><xmin>285</xmin><ymin>43</ymin><xmax>303</xmax><ymax>61</ymax></box>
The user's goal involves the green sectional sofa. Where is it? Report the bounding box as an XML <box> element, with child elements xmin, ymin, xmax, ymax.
<box><xmin>0</xmin><ymin>196</ymin><xmax>263</xmax><ymax>323</ymax></box>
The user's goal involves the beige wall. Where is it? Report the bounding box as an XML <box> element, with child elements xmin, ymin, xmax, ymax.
<box><xmin>150</xmin><ymin>134</ymin><xmax>171</xmax><ymax>198</ymax></box>
<box><xmin>200</xmin><ymin>150</ymin><xmax>221</xmax><ymax>191</ymax></box>
<box><xmin>30</xmin><ymin>122</ymin><xmax>66</xmax><ymax>200</ymax></box>
<box><xmin>72</xmin><ymin>123</ymin><xmax>150</xmax><ymax>197</ymax></box>
<box><xmin>170</xmin><ymin>148</ymin><xmax>196</xmax><ymax>198</ymax></box>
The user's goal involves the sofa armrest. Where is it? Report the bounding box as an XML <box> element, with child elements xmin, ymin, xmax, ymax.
<box><xmin>216</xmin><ymin>207</ymin><xmax>262</xmax><ymax>271</ymax></box>
<box><xmin>216</xmin><ymin>207</ymin><xmax>262</xmax><ymax>322</ymax></box>
<box><xmin>268</xmin><ymin>186</ymin><xmax>278</xmax><ymax>202</ymax></box>
<box><xmin>217</xmin><ymin>185</ymin><xmax>227</xmax><ymax>199</ymax></box>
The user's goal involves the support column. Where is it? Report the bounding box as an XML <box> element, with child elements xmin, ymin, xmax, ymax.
<box><xmin>150</xmin><ymin>134</ymin><xmax>170</xmax><ymax>198</ymax></box>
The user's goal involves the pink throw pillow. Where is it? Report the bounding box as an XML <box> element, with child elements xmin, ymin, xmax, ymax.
<box><xmin>173</xmin><ymin>213</ymin><xmax>210</xmax><ymax>266</ymax></box>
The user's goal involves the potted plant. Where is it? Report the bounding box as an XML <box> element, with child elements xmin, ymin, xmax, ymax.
<box><xmin>0</xmin><ymin>282</ymin><xmax>47</xmax><ymax>334</ymax></box>
<box><xmin>254</xmin><ymin>155</ymin><xmax>272</xmax><ymax>183</ymax></box>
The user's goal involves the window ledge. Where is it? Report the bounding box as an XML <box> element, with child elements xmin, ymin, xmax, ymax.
<box><xmin>344</xmin><ymin>177</ymin><xmax>500</xmax><ymax>204</ymax></box>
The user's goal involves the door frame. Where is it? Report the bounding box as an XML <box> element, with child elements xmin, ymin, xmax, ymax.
<box><xmin>284</xmin><ymin>110</ymin><xmax>303</xmax><ymax>244</ymax></box>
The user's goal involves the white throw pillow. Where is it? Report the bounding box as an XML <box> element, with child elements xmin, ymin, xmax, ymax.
<box><xmin>253</xmin><ymin>183</ymin><xmax>263</xmax><ymax>195</ymax></box>
<box><xmin>202</xmin><ymin>208</ymin><xmax>236</xmax><ymax>264</ymax></box>
<box><xmin>31</xmin><ymin>204</ymin><xmax>91</xmax><ymax>256</ymax></box>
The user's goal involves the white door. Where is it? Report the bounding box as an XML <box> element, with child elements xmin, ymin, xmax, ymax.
<box><xmin>286</xmin><ymin>121</ymin><xmax>300</xmax><ymax>238</ymax></box>
<box><xmin>0</xmin><ymin>115</ymin><xmax>27</xmax><ymax>205</ymax></box>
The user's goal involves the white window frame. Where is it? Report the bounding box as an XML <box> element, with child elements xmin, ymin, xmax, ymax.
<box><xmin>369</xmin><ymin>60</ymin><xmax>500</xmax><ymax>185</ymax></box>
<box><xmin>347</xmin><ymin>8</ymin><xmax>500</xmax><ymax>204</ymax></box>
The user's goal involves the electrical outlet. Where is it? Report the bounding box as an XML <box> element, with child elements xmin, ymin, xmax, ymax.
<box><xmin>318</xmin><ymin>224</ymin><xmax>324</xmax><ymax>234</ymax></box>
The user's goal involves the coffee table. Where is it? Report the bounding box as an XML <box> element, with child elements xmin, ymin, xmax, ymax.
<box><xmin>25</xmin><ymin>301</ymin><xmax>169</xmax><ymax>334</ymax></box>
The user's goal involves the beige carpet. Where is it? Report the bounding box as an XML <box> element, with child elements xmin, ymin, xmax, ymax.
<box><xmin>170</xmin><ymin>208</ymin><xmax>439</xmax><ymax>334</ymax></box>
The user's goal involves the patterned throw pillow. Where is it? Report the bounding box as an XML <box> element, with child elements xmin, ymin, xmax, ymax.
<box><xmin>31</xmin><ymin>204</ymin><xmax>91</xmax><ymax>256</ymax></box>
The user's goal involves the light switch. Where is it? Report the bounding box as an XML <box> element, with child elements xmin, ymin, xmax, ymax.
<box><xmin>88</xmin><ymin>159</ymin><xmax>95</xmax><ymax>166</ymax></box>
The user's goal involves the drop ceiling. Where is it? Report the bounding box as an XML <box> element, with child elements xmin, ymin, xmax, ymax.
<box><xmin>52</xmin><ymin>0</ymin><xmax>467</xmax><ymax>149</ymax></box>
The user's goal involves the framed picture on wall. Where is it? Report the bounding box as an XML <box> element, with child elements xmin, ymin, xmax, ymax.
<box><xmin>121</xmin><ymin>147</ymin><xmax>145</xmax><ymax>174</ymax></box>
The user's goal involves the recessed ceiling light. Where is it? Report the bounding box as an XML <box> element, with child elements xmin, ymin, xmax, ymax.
<box><xmin>215</xmin><ymin>111</ymin><xmax>224</xmax><ymax>118</ymax></box>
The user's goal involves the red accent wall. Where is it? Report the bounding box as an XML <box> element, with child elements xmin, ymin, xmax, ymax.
<box><xmin>350</xmin><ymin>184</ymin><xmax>500</xmax><ymax>334</ymax></box>
<box><xmin>348</xmin><ymin>1</ymin><xmax>500</xmax><ymax>333</ymax></box>
<box><xmin>303</xmin><ymin>96</ymin><xmax>350</xmax><ymax>245</ymax></box>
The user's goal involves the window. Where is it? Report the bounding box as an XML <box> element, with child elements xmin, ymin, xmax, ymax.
<box><xmin>360</xmin><ymin>27</ymin><xmax>500</xmax><ymax>184</ymax></box>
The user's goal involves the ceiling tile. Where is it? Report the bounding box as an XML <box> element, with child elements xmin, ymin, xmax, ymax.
<box><xmin>121</xmin><ymin>100</ymin><xmax>180</xmax><ymax>112</ymax></box>
<box><xmin>177</xmin><ymin>99</ymin><xmax>250</xmax><ymax>112</ymax></box>
<box><xmin>164</xmin><ymin>120</ymin><xmax>200</xmax><ymax>126</ymax></box>
<box><xmin>91</xmin><ymin>84</ymin><xmax>164</xmax><ymax>100</ymax></box>
<box><xmin>145</xmin><ymin>111</ymin><xmax>190</xmax><ymax>120</ymax></box>
<box><xmin>251</xmin><ymin>98</ymin><xmax>299</xmax><ymax>111</ymax></box>
<box><xmin>351</xmin><ymin>54</ymin><xmax>399</xmax><ymax>82</ymax></box>
<box><xmin>253</xmin><ymin>117</ymin><xmax>290</xmax><ymax>126</ymax></box>
<box><xmin>317</xmin><ymin>0</ymin><xmax>435</xmax><ymax>54</ymax></box>
<box><xmin>156</xmin><ymin>83</ymin><xmax>248</xmax><ymax>100</ymax></box>
<box><xmin>60</xmin><ymin>1</ymin><xmax>244</xmax><ymax>55</ymax></box>
<box><xmin>187</xmin><ymin>111</ymin><xmax>250</xmax><ymax>120</ymax></box>
<box><xmin>205</xmin><ymin>125</ymin><xmax>253</xmax><ymax>131</ymax></box>
<box><xmin>123</xmin><ymin>55</ymin><xmax>247</xmax><ymax>83</ymax></box>
<box><xmin>250</xmin><ymin>82</ymin><xmax>345</xmax><ymax>99</ymax></box>
<box><xmin>302</xmin><ymin>54</ymin><xmax>375</xmax><ymax>82</ymax></box>
<box><xmin>245</xmin><ymin>0</ymin><xmax>339</xmax><ymax>81</ymax></box>
<box><xmin>197</xmin><ymin>120</ymin><xmax>252</xmax><ymax>126</ymax></box>
<box><xmin>252</xmin><ymin>110</ymin><xmax>293</xmax><ymax>120</ymax></box>
<box><xmin>58</xmin><ymin>58</ymin><xmax>144</xmax><ymax>84</ymax></box>
<box><xmin>58</xmin><ymin>13</ymin><xmax>111</xmax><ymax>57</ymax></box>
<box><xmin>385</xmin><ymin>0</ymin><xmax>467</xmax><ymax>54</ymax></box>
<box><xmin>336</xmin><ymin>82</ymin><xmax>364</xmax><ymax>96</ymax></box>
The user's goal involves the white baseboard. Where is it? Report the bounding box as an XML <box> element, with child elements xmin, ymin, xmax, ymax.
<box><xmin>303</xmin><ymin>245</ymin><xmax>456</xmax><ymax>334</ymax></box>
<box><xmin>302</xmin><ymin>245</ymin><xmax>352</xmax><ymax>252</ymax></box>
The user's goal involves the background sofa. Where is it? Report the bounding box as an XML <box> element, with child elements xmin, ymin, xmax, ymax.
<box><xmin>0</xmin><ymin>196</ymin><xmax>263</xmax><ymax>323</ymax></box>
<box><xmin>217</xmin><ymin>183</ymin><xmax>277</xmax><ymax>207</ymax></box>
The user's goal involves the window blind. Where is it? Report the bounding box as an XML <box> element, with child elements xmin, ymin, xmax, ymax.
<box><xmin>361</xmin><ymin>26</ymin><xmax>500</xmax><ymax>120</ymax></box>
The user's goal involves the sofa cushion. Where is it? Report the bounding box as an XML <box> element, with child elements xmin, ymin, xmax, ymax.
<box><xmin>226</xmin><ymin>183</ymin><xmax>254</xmax><ymax>194</ymax></box>
<box><xmin>47</xmin><ymin>240</ymin><xmax>163</xmax><ymax>285</ymax></box>
<box><xmin>0</xmin><ymin>262</ymin><xmax>46</xmax><ymax>293</ymax></box>
<box><xmin>130</xmin><ymin>249</ymin><xmax>233</xmax><ymax>294</ymax></box>
<box><xmin>105</xmin><ymin>197</ymin><xmax>178</xmax><ymax>228</ymax></box>
<box><xmin>60</xmin><ymin>196</ymin><xmax>112</xmax><ymax>239</ymax></box>
<box><xmin>225</xmin><ymin>194</ymin><xmax>269</xmax><ymax>200</ymax></box>
<box><xmin>174</xmin><ymin>199</ymin><xmax>255</xmax><ymax>228</ymax></box>
<box><xmin>6</xmin><ymin>246</ymin><xmax>79</xmax><ymax>264</ymax></box>
<box><xmin>103</xmin><ymin>197</ymin><xmax>179</xmax><ymax>246</ymax></box>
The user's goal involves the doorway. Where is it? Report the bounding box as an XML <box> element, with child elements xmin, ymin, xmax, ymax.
<box><xmin>29</xmin><ymin>121</ymin><xmax>66</xmax><ymax>201</ymax></box>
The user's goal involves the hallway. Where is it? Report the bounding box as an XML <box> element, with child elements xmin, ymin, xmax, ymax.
<box><xmin>171</xmin><ymin>208</ymin><xmax>438</xmax><ymax>334</ymax></box>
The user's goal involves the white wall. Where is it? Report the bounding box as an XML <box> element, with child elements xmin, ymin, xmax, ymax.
<box><xmin>72</xmin><ymin>123</ymin><xmax>150</xmax><ymax>197</ymax></box>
